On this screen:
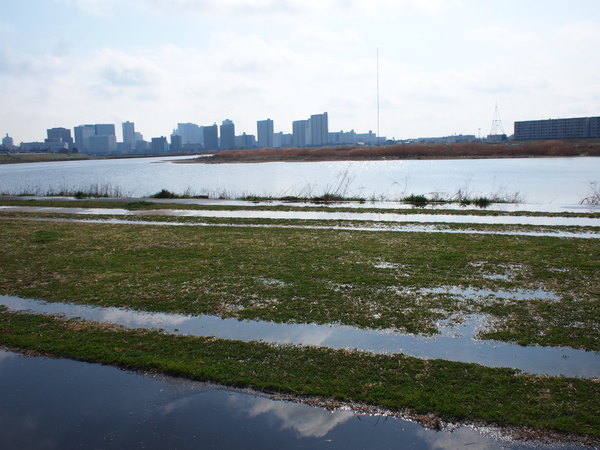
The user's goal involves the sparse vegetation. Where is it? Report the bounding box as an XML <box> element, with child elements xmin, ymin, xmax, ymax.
<box><xmin>580</xmin><ymin>182</ymin><xmax>600</xmax><ymax>206</ymax></box>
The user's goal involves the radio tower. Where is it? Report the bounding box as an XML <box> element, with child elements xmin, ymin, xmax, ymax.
<box><xmin>489</xmin><ymin>102</ymin><xmax>505</xmax><ymax>136</ymax></box>
<box><xmin>376</xmin><ymin>47</ymin><xmax>380</xmax><ymax>145</ymax></box>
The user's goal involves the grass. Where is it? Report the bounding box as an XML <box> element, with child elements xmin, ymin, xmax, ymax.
<box><xmin>0</xmin><ymin>217</ymin><xmax>598</xmax><ymax>350</ymax></box>
<box><xmin>1</xmin><ymin>310</ymin><xmax>598</xmax><ymax>439</ymax></box>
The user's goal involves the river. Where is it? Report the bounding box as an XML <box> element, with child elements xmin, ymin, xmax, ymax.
<box><xmin>1</xmin><ymin>156</ymin><xmax>599</xmax><ymax>206</ymax></box>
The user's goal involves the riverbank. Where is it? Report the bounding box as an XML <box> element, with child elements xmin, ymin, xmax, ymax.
<box><xmin>185</xmin><ymin>141</ymin><xmax>600</xmax><ymax>164</ymax></box>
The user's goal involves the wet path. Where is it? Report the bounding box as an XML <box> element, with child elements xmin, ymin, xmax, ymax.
<box><xmin>2</xmin><ymin>349</ymin><xmax>580</xmax><ymax>449</ymax></box>
<box><xmin>2</xmin><ymin>295</ymin><xmax>598</xmax><ymax>378</ymax></box>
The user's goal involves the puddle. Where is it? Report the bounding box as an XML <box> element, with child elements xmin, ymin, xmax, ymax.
<box><xmin>3</xmin><ymin>215</ymin><xmax>600</xmax><ymax>240</ymax></box>
<box><xmin>2</xmin><ymin>205</ymin><xmax>600</xmax><ymax>227</ymax></box>
<box><xmin>482</xmin><ymin>273</ymin><xmax>511</xmax><ymax>281</ymax></box>
<box><xmin>404</xmin><ymin>286</ymin><xmax>562</xmax><ymax>302</ymax></box>
<box><xmin>1</xmin><ymin>295</ymin><xmax>598</xmax><ymax>378</ymax></box>
<box><xmin>0</xmin><ymin>349</ymin><xmax>573</xmax><ymax>449</ymax></box>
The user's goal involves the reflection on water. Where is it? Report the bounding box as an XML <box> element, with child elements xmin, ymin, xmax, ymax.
<box><xmin>2</xmin><ymin>295</ymin><xmax>598</xmax><ymax>378</ymax></box>
<box><xmin>2</xmin><ymin>204</ymin><xmax>600</xmax><ymax>227</ymax></box>
<box><xmin>1</xmin><ymin>349</ymin><xmax>584</xmax><ymax>449</ymax></box>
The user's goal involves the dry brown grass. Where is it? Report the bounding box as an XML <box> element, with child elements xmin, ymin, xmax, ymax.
<box><xmin>201</xmin><ymin>141</ymin><xmax>599</xmax><ymax>163</ymax></box>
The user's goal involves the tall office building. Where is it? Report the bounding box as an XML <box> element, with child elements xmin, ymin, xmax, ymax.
<box><xmin>170</xmin><ymin>133</ymin><xmax>182</xmax><ymax>152</ymax></box>
<box><xmin>151</xmin><ymin>136</ymin><xmax>169</xmax><ymax>153</ymax></box>
<box><xmin>257</xmin><ymin>119</ymin><xmax>274</xmax><ymax>148</ymax></box>
<box><xmin>74</xmin><ymin>124</ymin><xmax>95</xmax><ymax>153</ymax></box>
<box><xmin>310</xmin><ymin>112</ymin><xmax>329</xmax><ymax>146</ymax></box>
<box><xmin>176</xmin><ymin>123</ymin><xmax>203</xmax><ymax>145</ymax></box>
<box><xmin>95</xmin><ymin>124</ymin><xmax>116</xmax><ymax>137</ymax></box>
<box><xmin>47</xmin><ymin>127</ymin><xmax>73</xmax><ymax>146</ymax></box>
<box><xmin>292</xmin><ymin>120</ymin><xmax>310</xmax><ymax>148</ymax></box>
<box><xmin>2</xmin><ymin>133</ymin><xmax>14</xmax><ymax>149</ymax></box>
<box><xmin>89</xmin><ymin>135</ymin><xmax>117</xmax><ymax>154</ymax></box>
<box><xmin>122</xmin><ymin>121</ymin><xmax>135</xmax><ymax>148</ymax></box>
<box><xmin>203</xmin><ymin>124</ymin><xmax>219</xmax><ymax>150</ymax></box>
<box><xmin>219</xmin><ymin>119</ymin><xmax>235</xmax><ymax>150</ymax></box>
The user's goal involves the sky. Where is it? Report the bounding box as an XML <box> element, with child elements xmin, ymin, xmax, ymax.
<box><xmin>1</xmin><ymin>0</ymin><xmax>599</xmax><ymax>143</ymax></box>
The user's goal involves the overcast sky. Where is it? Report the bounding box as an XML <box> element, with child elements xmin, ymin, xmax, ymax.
<box><xmin>1</xmin><ymin>0</ymin><xmax>599</xmax><ymax>143</ymax></box>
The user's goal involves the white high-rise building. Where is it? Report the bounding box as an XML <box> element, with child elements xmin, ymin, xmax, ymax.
<box><xmin>310</xmin><ymin>112</ymin><xmax>328</xmax><ymax>146</ymax></box>
<box><xmin>74</xmin><ymin>124</ymin><xmax>95</xmax><ymax>153</ymax></box>
<box><xmin>257</xmin><ymin>119</ymin><xmax>274</xmax><ymax>148</ymax></box>
<box><xmin>292</xmin><ymin>120</ymin><xmax>309</xmax><ymax>147</ymax></box>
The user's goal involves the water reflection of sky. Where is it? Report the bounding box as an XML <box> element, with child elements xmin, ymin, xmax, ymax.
<box><xmin>1</xmin><ymin>349</ymin><xmax>554</xmax><ymax>449</ymax></box>
<box><xmin>2</xmin><ymin>295</ymin><xmax>598</xmax><ymax>378</ymax></box>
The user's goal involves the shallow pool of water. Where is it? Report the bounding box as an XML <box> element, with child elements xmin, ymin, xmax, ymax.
<box><xmin>2</xmin><ymin>295</ymin><xmax>598</xmax><ymax>378</ymax></box>
<box><xmin>2</xmin><ymin>349</ymin><xmax>576</xmax><ymax>449</ymax></box>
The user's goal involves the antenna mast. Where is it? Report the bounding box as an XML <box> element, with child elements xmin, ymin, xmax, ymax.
<box><xmin>376</xmin><ymin>48</ymin><xmax>380</xmax><ymax>145</ymax></box>
<box><xmin>489</xmin><ymin>102</ymin><xmax>505</xmax><ymax>136</ymax></box>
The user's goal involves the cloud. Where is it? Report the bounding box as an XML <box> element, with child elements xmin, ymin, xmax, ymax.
<box><xmin>230</xmin><ymin>395</ymin><xmax>355</xmax><ymax>438</ymax></box>
<box><xmin>54</xmin><ymin>0</ymin><xmax>114</xmax><ymax>15</ymax></box>
<box><xmin>464</xmin><ymin>26</ymin><xmax>541</xmax><ymax>45</ymax></box>
<box><xmin>558</xmin><ymin>21</ymin><xmax>600</xmax><ymax>41</ymax></box>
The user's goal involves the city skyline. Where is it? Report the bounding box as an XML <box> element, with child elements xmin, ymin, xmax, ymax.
<box><xmin>1</xmin><ymin>1</ymin><xmax>599</xmax><ymax>143</ymax></box>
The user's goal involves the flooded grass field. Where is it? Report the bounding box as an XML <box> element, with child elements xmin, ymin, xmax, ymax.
<box><xmin>0</xmin><ymin>163</ymin><xmax>599</xmax><ymax>446</ymax></box>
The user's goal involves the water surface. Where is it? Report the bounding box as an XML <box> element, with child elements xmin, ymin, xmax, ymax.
<box><xmin>2</xmin><ymin>349</ymin><xmax>577</xmax><ymax>449</ymax></box>
<box><xmin>3</xmin><ymin>295</ymin><xmax>598</xmax><ymax>378</ymax></box>
<box><xmin>1</xmin><ymin>156</ymin><xmax>599</xmax><ymax>205</ymax></box>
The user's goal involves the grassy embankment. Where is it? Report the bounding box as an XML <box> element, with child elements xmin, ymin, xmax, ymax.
<box><xmin>0</xmin><ymin>217</ymin><xmax>599</xmax><ymax>439</ymax></box>
<box><xmin>191</xmin><ymin>141</ymin><xmax>600</xmax><ymax>164</ymax></box>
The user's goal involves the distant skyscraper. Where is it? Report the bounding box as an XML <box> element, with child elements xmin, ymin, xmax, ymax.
<box><xmin>235</xmin><ymin>133</ymin><xmax>255</xmax><ymax>149</ymax></box>
<box><xmin>47</xmin><ymin>127</ymin><xmax>73</xmax><ymax>146</ymax></box>
<box><xmin>170</xmin><ymin>133</ymin><xmax>182</xmax><ymax>152</ymax></box>
<box><xmin>203</xmin><ymin>124</ymin><xmax>219</xmax><ymax>150</ymax></box>
<box><xmin>74</xmin><ymin>124</ymin><xmax>95</xmax><ymax>153</ymax></box>
<box><xmin>176</xmin><ymin>123</ymin><xmax>203</xmax><ymax>145</ymax></box>
<box><xmin>122</xmin><ymin>121</ymin><xmax>135</xmax><ymax>148</ymax></box>
<box><xmin>95</xmin><ymin>124</ymin><xmax>116</xmax><ymax>137</ymax></box>
<box><xmin>88</xmin><ymin>135</ymin><xmax>117</xmax><ymax>154</ymax></box>
<box><xmin>310</xmin><ymin>112</ymin><xmax>329</xmax><ymax>146</ymax></box>
<box><xmin>219</xmin><ymin>119</ymin><xmax>235</xmax><ymax>150</ymax></box>
<box><xmin>2</xmin><ymin>133</ymin><xmax>14</xmax><ymax>149</ymax></box>
<box><xmin>257</xmin><ymin>119</ymin><xmax>274</xmax><ymax>148</ymax></box>
<box><xmin>151</xmin><ymin>136</ymin><xmax>169</xmax><ymax>153</ymax></box>
<box><xmin>292</xmin><ymin>120</ymin><xmax>310</xmax><ymax>147</ymax></box>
